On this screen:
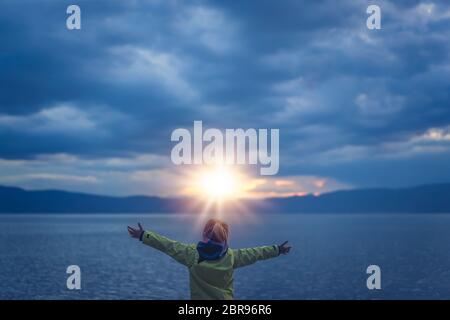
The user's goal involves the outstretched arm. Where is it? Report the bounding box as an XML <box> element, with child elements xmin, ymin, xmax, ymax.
<box><xmin>232</xmin><ymin>241</ymin><xmax>291</xmax><ymax>268</ymax></box>
<box><xmin>127</xmin><ymin>223</ymin><xmax>196</xmax><ymax>267</ymax></box>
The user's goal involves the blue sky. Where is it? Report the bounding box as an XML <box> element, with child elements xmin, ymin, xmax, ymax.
<box><xmin>1</xmin><ymin>0</ymin><xmax>450</xmax><ymax>197</ymax></box>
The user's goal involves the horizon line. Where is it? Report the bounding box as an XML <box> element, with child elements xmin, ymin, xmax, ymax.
<box><xmin>1</xmin><ymin>181</ymin><xmax>450</xmax><ymax>200</ymax></box>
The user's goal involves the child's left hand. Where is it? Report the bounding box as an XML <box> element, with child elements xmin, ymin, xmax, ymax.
<box><xmin>127</xmin><ymin>222</ymin><xmax>144</xmax><ymax>240</ymax></box>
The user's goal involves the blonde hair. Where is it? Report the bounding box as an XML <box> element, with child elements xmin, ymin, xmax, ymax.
<box><xmin>203</xmin><ymin>218</ymin><xmax>229</xmax><ymax>244</ymax></box>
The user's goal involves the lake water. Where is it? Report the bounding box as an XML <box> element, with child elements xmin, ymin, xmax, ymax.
<box><xmin>1</xmin><ymin>213</ymin><xmax>450</xmax><ymax>299</ymax></box>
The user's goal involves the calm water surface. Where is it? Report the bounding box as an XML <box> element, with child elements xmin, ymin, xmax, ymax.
<box><xmin>1</xmin><ymin>213</ymin><xmax>449</xmax><ymax>299</ymax></box>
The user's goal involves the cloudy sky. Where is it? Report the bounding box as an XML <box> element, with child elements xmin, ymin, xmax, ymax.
<box><xmin>1</xmin><ymin>0</ymin><xmax>450</xmax><ymax>197</ymax></box>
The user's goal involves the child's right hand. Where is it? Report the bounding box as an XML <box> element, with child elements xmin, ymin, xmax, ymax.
<box><xmin>278</xmin><ymin>241</ymin><xmax>291</xmax><ymax>255</ymax></box>
<box><xmin>127</xmin><ymin>222</ymin><xmax>144</xmax><ymax>240</ymax></box>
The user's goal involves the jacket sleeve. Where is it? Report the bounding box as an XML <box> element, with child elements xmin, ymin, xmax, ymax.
<box><xmin>141</xmin><ymin>230</ymin><xmax>197</xmax><ymax>267</ymax></box>
<box><xmin>232</xmin><ymin>245</ymin><xmax>279</xmax><ymax>268</ymax></box>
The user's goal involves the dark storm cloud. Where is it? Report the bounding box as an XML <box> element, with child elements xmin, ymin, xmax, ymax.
<box><xmin>1</xmin><ymin>0</ymin><xmax>450</xmax><ymax>190</ymax></box>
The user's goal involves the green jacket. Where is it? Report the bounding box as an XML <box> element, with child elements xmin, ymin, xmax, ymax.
<box><xmin>141</xmin><ymin>230</ymin><xmax>279</xmax><ymax>300</ymax></box>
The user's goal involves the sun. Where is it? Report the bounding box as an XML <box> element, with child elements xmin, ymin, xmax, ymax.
<box><xmin>196</xmin><ymin>166</ymin><xmax>241</xmax><ymax>200</ymax></box>
<box><xmin>180</xmin><ymin>164</ymin><xmax>256</xmax><ymax>202</ymax></box>
<box><xmin>179</xmin><ymin>165</ymin><xmax>261</xmax><ymax>223</ymax></box>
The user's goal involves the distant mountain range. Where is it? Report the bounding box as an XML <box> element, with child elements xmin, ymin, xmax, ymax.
<box><xmin>1</xmin><ymin>183</ymin><xmax>450</xmax><ymax>214</ymax></box>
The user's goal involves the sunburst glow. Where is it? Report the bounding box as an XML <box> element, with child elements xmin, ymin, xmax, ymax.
<box><xmin>179</xmin><ymin>165</ymin><xmax>259</xmax><ymax>225</ymax></box>
<box><xmin>199</xmin><ymin>167</ymin><xmax>235</xmax><ymax>198</ymax></box>
<box><xmin>194</xmin><ymin>166</ymin><xmax>243</xmax><ymax>200</ymax></box>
